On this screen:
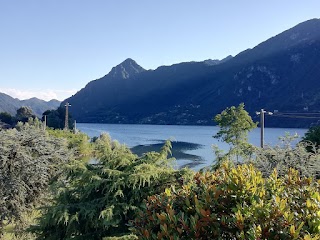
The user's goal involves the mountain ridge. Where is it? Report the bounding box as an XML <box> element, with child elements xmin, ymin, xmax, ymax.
<box><xmin>0</xmin><ymin>92</ymin><xmax>61</xmax><ymax>117</ymax></box>
<box><xmin>64</xmin><ymin>18</ymin><xmax>320</xmax><ymax>127</ymax></box>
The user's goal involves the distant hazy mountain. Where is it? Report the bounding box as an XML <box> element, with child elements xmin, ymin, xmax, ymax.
<box><xmin>65</xmin><ymin>18</ymin><xmax>320</xmax><ymax>127</ymax></box>
<box><xmin>0</xmin><ymin>93</ymin><xmax>60</xmax><ymax>117</ymax></box>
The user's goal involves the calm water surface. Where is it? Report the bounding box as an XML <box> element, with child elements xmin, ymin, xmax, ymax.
<box><xmin>78</xmin><ymin>123</ymin><xmax>307</xmax><ymax>170</ymax></box>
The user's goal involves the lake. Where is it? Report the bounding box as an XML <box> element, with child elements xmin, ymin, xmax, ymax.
<box><xmin>77</xmin><ymin>123</ymin><xmax>307</xmax><ymax>170</ymax></box>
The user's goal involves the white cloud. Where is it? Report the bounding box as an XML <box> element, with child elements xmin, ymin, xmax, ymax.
<box><xmin>0</xmin><ymin>88</ymin><xmax>78</xmax><ymax>101</ymax></box>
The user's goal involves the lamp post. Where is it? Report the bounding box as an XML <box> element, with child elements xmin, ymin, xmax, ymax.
<box><xmin>256</xmin><ymin>109</ymin><xmax>273</xmax><ymax>148</ymax></box>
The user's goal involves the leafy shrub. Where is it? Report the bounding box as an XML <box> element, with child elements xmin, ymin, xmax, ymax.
<box><xmin>47</xmin><ymin>128</ymin><xmax>92</xmax><ymax>157</ymax></box>
<box><xmin>132</xmin><ymin>162</ymin><xmax>320</xmax><ymax>239</ymax></box>
<box><xmin>32</xmin><ymin>135</ymin><xmax>191</xmax><ymax>239</ymax></box>
<box><xmin>253</xmin><ymin>135</ymin><xmax>320</xmax><ymax>178</ymax></box>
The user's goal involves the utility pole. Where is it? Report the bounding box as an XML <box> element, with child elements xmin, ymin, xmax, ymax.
<box><xmin>64</xmin><ymin>102</ymin><xmax>71</xmax><ymax>130</ymax></box>
<box><xmin>256</xmin><ymin>109</ymin><xmax>273</xmax><ymax>148</ymax></box>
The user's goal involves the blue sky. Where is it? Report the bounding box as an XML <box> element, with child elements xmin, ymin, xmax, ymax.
<box><xmin>0</xmin><ymin>1</ymin><xmax>319</xmax><ymax>101</ymax></box>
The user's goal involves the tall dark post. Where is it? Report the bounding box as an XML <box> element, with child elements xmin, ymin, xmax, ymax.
<box><xmin>260</xmin><ymin>109</ymin><xmax>265</xmax><ymax>148</ymax></box>
<box><xmin>64</xmin><ymin>102</ymin><xmax>71</xmax><ymax>130</ymax></box>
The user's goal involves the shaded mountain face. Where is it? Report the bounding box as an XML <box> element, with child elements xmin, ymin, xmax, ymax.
<box><xmin>65</xmin><ymin>19</ymin><xmax>320</xmax><ymax>127</ymax></box>
<box><xmin>204</xmin><ymin>55</ymin><xmax>233</xmax><ymax>66</ymax></box>
<box><xmin>108</xmin><ymin>58</ymin><xmax>146</xmax><ymax>79</ymax></box>
<box><xmin>0</xmin><ymin>93</ymin><xmax>60</xmax><ymax>117</ymax></box>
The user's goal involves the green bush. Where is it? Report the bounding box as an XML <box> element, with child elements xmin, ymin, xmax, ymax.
<box><xmin>132</xmin><ymin>162</ymin><xmax>320</xmax><ymax>239</ymax></box>
<box><xmin>253</xmin><ymin>135</ymin><xmax>320</xmax><ymax>178</ymax></box>
<box><xmin>47</xmin><ymin>128</ymin><xmax>92</xmax><ymax>157</ymax></box>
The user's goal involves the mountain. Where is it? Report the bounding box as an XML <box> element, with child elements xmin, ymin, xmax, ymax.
<box><xmin>65</xmin><ymin>19</ymin><xmax>320</xmax><ymax>127</ymax></box>
<box><xmin>203</xmin><ymin>55</ymin><xmax>233</xmax><ymax>66</ymax></box>
<box><xmin>108</xmin><ymin>58</ymin><xmax>146</xmax><ymax>79</ymax></box>
<box><xmin>0</xmin><ymin>93</ymin><xmax>60</xmax><ymax>117</ymax></box>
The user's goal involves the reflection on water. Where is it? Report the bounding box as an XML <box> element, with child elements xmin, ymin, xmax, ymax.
<box><xmin>78</xmin><ymin>123</ymin><xmax>307</xmax><ymax>171</ymax></box>
<box><xmin>131</xmin><ymin>141</ymin><xmax>204</xmax><ymax>169</ymax></box>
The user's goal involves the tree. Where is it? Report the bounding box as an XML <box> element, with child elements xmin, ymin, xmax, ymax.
<box><xmin>213</xmin><ymin>103</ymin><xmax>257</xmax><ymax>163</ymax></box>
<box><xmin>0</xmin><ymin>112</ymin><xmax>15</xmax><ymax>125</ymax></box>
<box><xmin>0</xmin><ymin>122</ymin><xmax>70</xmax><ymax>234</ymax></box>
<box><xmin>302</xmin><ymin>125</ymin><xmax>320</xmax><ymax>152</ymax></box>
<box><xmin>0</xmin><ymin>112</ymin><xmax>16</xmax><ymax>129</ymax></box>
<box><xmin>42</xmin><ymin>106</ymin><xmax>73</xmax><ymax>130</ymax></box>
<box><xmin>16</xmin><ymin>106</ymin><xmax>36</xmax><ymax>123</ymax></box>
<box><xmin>32</xmin><ymin>135</ymin><xmax>191</xmax><ymax>239</ymax></box>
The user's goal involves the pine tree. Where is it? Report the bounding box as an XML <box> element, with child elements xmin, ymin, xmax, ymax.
<box><xmin>33</xmin><ymin>134</ymin><xmax>190</xmax><ymax>239</ymax></box>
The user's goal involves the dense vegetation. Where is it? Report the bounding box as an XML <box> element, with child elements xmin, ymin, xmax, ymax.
<box><xmin>0</xmin><ymin>120</ymin><xmax>70</xmax><ymax>238</ymax></box>
<box><xmin>0</xmin><ymin>107</ymin><xmax>36</xmax><ymax>128</ymax></box>
<box><xmin>32</xmin><ymin>136</ymin><xmax>191</xmax><ymax>239</ymax></box>
<box><xmin>42</xmin><ymin>106</ymin><xmax>74</xmax><ymax>130</ymax></box>
<box><xmin>133</xmin><ymin>163</ymin><xmax>320</xmax><ymax>239</ymax></box>
<box><xmin>1</xmin><ymin>103</ymin><xmax>320</xmax><ymax>239</ymax></box>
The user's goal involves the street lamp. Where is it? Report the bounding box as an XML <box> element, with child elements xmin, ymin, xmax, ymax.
<box><xmin>256</xmin><ymin>109</ymin><xmax>273</xmax><ymax>148</ymax></box>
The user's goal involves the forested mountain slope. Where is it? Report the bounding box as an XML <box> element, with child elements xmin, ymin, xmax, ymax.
<box><xmin>65</xmin><ymin>19</ymin><xmax>320</xmax><ymax>127</ymax></box>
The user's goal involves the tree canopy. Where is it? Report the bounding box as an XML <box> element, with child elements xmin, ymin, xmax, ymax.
<box><xmin>302</xmin><ymin>125</ymin><xmax>320</xmax><ymax>152</ymax></box>
<box><xmin>42</xmin><ymin>106</ymin><xmax>73</xmax><ymax>130</ymax></box>
<box><xmin>0</xmin><ymin>121</ymin><xmax>70</xmax><ymax>232</ymax></box>
<box><xmin>213</xmin><ymin>103</ymin><xmax>257</xmax><ymax>163</ymax></box>
<box><xmin>32</xmin><ymin>134</ymin><xmax>191</xmax><ymax>239</ymax></box>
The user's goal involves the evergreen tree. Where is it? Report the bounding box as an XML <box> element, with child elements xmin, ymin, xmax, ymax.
<box><xmin>43</xmin><ymin>106</ymin><xmax>73</xmax><ymax>130</ymax></box>
<box><xmin>33</xmin><ymin>134</ymin><xmax>190</xmax><ymax>239</ymax></box>
<box><xmin>0</xmin><ymin>122</ymin><xmax>70</xmax><ymax>233</ymax></box>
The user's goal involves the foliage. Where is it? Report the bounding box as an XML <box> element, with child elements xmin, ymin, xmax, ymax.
<box><xmin>46</xmin><ymin>128</ymin><xmax>92</xmax><ymax>157</ymax></box>
<box><xmin>103</xmin><ymin>234</ymin><xmax>138</xmax><ymax>240</ymax></box>
<box><xmin>302</xmin><ymin>125</ymin><xmax>320</xmax><ymax>152</ymax></box>
<box><xmin>253</xmin><ymin>134</ymin><xmax>320</xmax><ymax>178</ymax></box>
<box><xmin>0</xmin><ymin>121</ymin><xmax>70</xmax><ymax>234</ymax></box>
<box><xmin>32</xmin><ymin>134</ymin><xmax>191</xmax><ymax>239</ymax></box>
<box><xmin>133</xmin><ymin>162</ymin><xmax>320</xmax><ymax>239</ymax></box>
<box><xmin>0</xmin><ymin>107</ymin><xmax>36</xmax><ymax>128</ymax></box>
<box><xmin>1</xmin><ymin>211</ymin><xmax>39</xmax><ymax>240</ymax></box>
<box><xmin>16</xmin><ymin>106</ymin><xmax>36</xmax><ymax>123</ymax></box>
<box><xmin>213</xmin><ymin>103</ymin><xmax>257</xmax><ymax>164</ymax></box>
<box><xmin>42</xmin><ymin>106</ymin><xmax>73</xmax><ymax>130</ymax></box>
<box><xmin>0</xmin><ymin>112</ymin><xmax>15</xmax><ymax>126</ymax></box>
